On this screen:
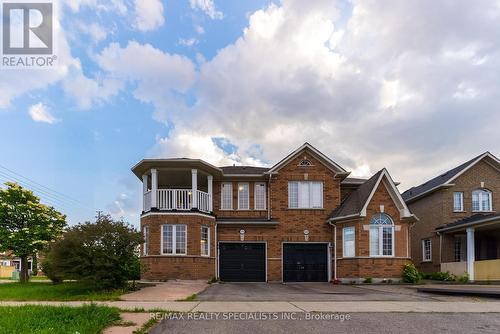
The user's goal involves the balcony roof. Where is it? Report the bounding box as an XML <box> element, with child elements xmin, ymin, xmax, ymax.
<box><xmin>131</xmin><ymin>158</ymin><xmax>223</xmax><ymax>179</ymax></box>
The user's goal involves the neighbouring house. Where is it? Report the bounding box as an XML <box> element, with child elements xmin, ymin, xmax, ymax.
<box><xmin>402</xmin><ymin>152</ymin><xmax>500</xmax><ymax>282</ymax></box>
<box><xmin>132</xmin><ymin>143</ymin><xmax>418</xmax><ymax>283</ymax></box>
<box><xmin>0</xmin><ymin>251</ymin><xmax>34</xmax><ymax>277</ymax></box>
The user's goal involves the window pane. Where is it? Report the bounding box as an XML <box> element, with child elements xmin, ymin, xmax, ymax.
<box><xmin>482</xmin><ymin>192</ymin><xmax>491</xmax><ymax>211</ymax></box>
<box><xmin>238</xmin><ymin>183</ymin><xmax>249</xmax><ymax>210</ymax></box>
<box><xmin>201</xmin><ymin>226</ymin><xmax>209</xmax><ymax>256</ymax></box>
<box><xmin>163</xmin><ymin>225</ymin><xmax>173</xmax><ymax>254</ymax></box>
<box><xmin>370</xmin><ymin>227</ymin><xmax>379</xmax><ymax>256</ymax></box>
<box><xmin>472</xmin><ymin>191</ymin><xmax>480</xmax><ymax>211</ymax></box>
<box><xmin>382</xmin><ymin>227</ymin><xmax>393</xmax><ymax>256</ymax></box>
<box><xmin>423</xmin><ymin>239</ymin><xmax>431</xmax><ymax>261</ymax></box>
<box><xmin>311</xmin><ymin>182</ymin><xmax>323</xmax><ymax>208</ymax></box>
<box><xmin>343</xmin><ymin>227</ymin><xmax>355</xmax><ymax>257</ymax></box>
<box><xmin>221</xmin><ymin>183</ymin><xmax>232</xmax><ymax>209</ymax></box>
<box><xmin>288</xmin><ymin>182</ymin><xmax>298</xmax><ymax>208</ymax></box>
<box><xmin>255</xmin><ymin>183</ymin><xmax>266</xmax><ymax>210</ymax></box>
<box><xmin>175</xmin><ymin>225</ymin><xmax>186</xmax><ymax>254</ymax></box>
<box><xmin>453</xmin><ymin>192</ymin><xmax>463</xmax><ymax>211</ymax></box>
<box><xmin>298</xmin><ymin>182</ymin><xmax>310</xmax><ymax>208</ymax></box>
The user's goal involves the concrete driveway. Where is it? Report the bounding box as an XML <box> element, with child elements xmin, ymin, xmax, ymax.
<box><xmin>196</xmin><ymin>283</ymin><xmax>441</xmax><ymax>301</ymax></box>
<box><xmin>121</xmin><ymin>280</ymin><xmax>209</xmax><ymax>301</ymax></box>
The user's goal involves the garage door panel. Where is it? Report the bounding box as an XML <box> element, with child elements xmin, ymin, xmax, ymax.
<box><xmin>283</xmin><ymin>243</ymin><xmax>328</xmax><ymax>282</ymax></box>
<box><xmin>219</xmin><ymin>243</ymin><xmax>266</xmax><ymax>282</ymax></box>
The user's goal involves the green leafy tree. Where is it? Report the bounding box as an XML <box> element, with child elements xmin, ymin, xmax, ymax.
<box><xmin>44</xmin><ymin>215</ymin><xmax>142</xmax><ymax>289</ymax></box>
<box><xmin>0</xmin><ymin>182</ymin><xmax>66</xmax><ymax>283</ymax></box>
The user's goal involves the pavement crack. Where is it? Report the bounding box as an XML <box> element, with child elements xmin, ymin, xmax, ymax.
<box><xmin>288</xmin><ymin>301</ymin><xmax>306</xmax><ymax>312</ymax></box>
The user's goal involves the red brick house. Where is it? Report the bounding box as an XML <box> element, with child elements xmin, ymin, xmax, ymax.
<box><xmin>403</xmin><ymin>152</ymin><xmax>500</xmax><ymax>281</ymax></box>
<box><xmin>132</xmin><ymin>143</ymin><xmax>418</xmax><ymax>282</ymax></box>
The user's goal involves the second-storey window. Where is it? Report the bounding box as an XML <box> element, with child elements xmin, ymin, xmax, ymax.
<box><xmin>221</xmin><ymin>183</ymin><xmax>233</xmax><ymax>210</ymax></box>
<box><xmin>453</xmin><ymin>192</ymin><xmax>463</xmax><ymax>212</ymax></box>
<box><xmin>288</xmin><ymin>181</ymin><xmax>323</xmax><ymax>208</ymax></box>
<box><xmin>200</xmin><ymin>226</ymin><xmax>210</xmax><ymax>256</ymax></box>
<box><xmin>162</xmin><ymin>224</ymin><xmax>187</xmax><ymax>255</ymax></box>
<box><xmin>254</xmin><ymin>183</ymin><xmax>266</xmax><ymax>210</ymax></box>
<box><xmin>343</xmin><ymin>227</ymin><xmax>355</xmax><ymax>258</ymax></box>
<box><xmin>472</xmin><ymin>189</ymin><xmax>492</xmax><ymax>212</ymax></box>
<box><xmin>422</xmin><ymin>239</ymin><xmax>432</xmax><ymax>262</ymax></box>
<box><xmin>238</xmin><ymin>183</ymin><xmax>249</xmax><ymax>210</ymax></box>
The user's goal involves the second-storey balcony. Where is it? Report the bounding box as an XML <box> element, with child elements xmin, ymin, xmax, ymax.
<box><xmin>136</xmin><ymin>161</ymin><xmax>217</xmax><ymax>214</ymax></box>
<box><xmin>143</xmin><ymin>188</ymin><xmax>211</xmax><ymax>213</ymax></box>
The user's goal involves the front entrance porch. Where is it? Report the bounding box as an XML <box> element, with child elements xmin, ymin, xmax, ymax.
<box><xmin>437</xmin><ymin>214</ymin><xmax>500</xmax><ymax>281</ymax></box>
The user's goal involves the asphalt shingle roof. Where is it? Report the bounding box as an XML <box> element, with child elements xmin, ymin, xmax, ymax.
<box><xmin>220</xmin><ymin>166</ymin><xmax>270</xmax><ymax>175</ymax></box>
<box><xmin>436</xmin><ymin>213</ymin><xmax>500</xmax><ymax>231</ymax></box>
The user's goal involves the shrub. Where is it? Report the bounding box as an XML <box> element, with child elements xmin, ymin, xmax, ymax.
<box><xmin>44</xmin><ymin>215</ymin><xmax>143</xmax><ymax>289</ymax></box>
<box><xmin>421</xmin><ymin>271</ymin><xmax>456</xmax><ymax>281</ymax></box>
<box><xmin>402</xmin><ymin>262</ymin><xmax>420</xmax><ymax>283</ymax></box>
<box><xmin>41</xmin><ymin>257</ymin><xmax>63</xmax><ymax>284</ymax></box>
<box><xmin>363</xmin><ymin>277</ymin><xmax>373</xmax><ymax>284</ymax></box>
<box><xmin>456</xmin><ymin>273</ymin><xmax>469</xmax><ymax>283</ymax></box>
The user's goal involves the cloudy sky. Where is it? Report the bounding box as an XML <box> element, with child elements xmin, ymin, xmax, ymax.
<box><xmin>1</xmin><ymin>0</ymin><xmax>499</xmax><ymax>226</ymax></box>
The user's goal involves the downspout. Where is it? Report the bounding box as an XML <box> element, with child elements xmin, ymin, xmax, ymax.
<box><xmin>214</xmin><ymin>222</ymin><xmax>218</xmax><ymax>279</ymax></box>
<box><xmin>438</xmin><ymin>232</ymin><xmax>442</xmax><ymax>265</ymax></box>
<box><xmin>333</xmin><ymin>223</ymin><xmax>337</xmax><ymax>281</ymax></box>
<box><xmin>267</xmin><ymin>174</ymin><xmax>272</xmax><ymax>220</ymax></box>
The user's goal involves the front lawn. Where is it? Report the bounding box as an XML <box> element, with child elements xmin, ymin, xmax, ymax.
<box><xmin>0</xmin><ymin>304</ymin><xmax>120</xmax><ymax>334</ymax></box>
<box><xmin>0</xmin><ymin>282</ymin><xmax>125</xmax><ymax>301</ymax></box>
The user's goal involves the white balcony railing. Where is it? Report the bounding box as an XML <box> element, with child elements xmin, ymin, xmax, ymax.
<box><xmin>143</xmin><ymin>189</ymin><xmax>211</xmax><ymax>213</ymax></box>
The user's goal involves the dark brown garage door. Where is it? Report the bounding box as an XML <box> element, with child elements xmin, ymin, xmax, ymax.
<box><xmin>283</xmin><ymin>243</ymin><xmax>328</xmax><ymax>282</ymax></box>
<box><xmin>219</xmin><ymin>243</ymin><xmax>266</xmax><ymax>282</ymax></box>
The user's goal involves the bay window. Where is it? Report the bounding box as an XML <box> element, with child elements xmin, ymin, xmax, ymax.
<box><xmin>288</xmin><ymin>181</ymin><xmax>323</xmax><ymax>209</ymax></box>
<box><xmin>200</xmin><ymin>226</ymin><xmax>210</xmax><ymax>256</ymax></box>
<box><xmin>369</xmin><ymin>213</ymin><xmax>394</xmax><ymax>257</ymax></box>
<box><xmin>162</xmin><ymin>224</ymin><xmax>187</xmax><ymax>255</ymax></box>
<box><xmin>143</xmin><ymin>225</ymin><xmax>149</xmax><ymax>256</ymax></box>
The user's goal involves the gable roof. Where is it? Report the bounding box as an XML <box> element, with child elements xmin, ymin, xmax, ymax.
<box><xmin>266</xmin><ymin>142</ymin><xmax>349</xmax><ymax>176</ymax></box>
<box><xmin>329</xmin><ymin>168</ymin><xmax>416</xmax><ymax>223</ymax></box>
<box><xmin>402</xmin><ymin>152</ymin><xmax>500</xmax><ymax>203</ymax></box>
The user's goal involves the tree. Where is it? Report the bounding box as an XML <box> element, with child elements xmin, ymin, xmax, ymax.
<box><xmin>0</xmin><ymin>182</ymin><xmax>66</xmax><ymax>283</ymax></box>
<box><xmin>44</xmin><ymin>215</ymin><xmax>142</xmax><ymax>289</ymax></box>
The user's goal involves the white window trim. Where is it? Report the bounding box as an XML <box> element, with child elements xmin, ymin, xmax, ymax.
<box><xmin>453</xmin><ymin>192</ymin><xmax>464</xmax><ymax>212</ymax></box>
<box><xmin>237</xmin><ymin>182</ymin><xmax>250</xmax><ymax>210</ymax></box>
<box><xmin>200</xmin><ymin>226</ymin><xmax>210</xmax><ymax>257</ymax></box>
<box><xmin>472</xmin><ymin>189</ymin><xmax>493</xmax><ymax>212</ymax></box>
<box><xmin>369</xmin><ymin>214</ymin><xmax>395</xmax><ymax>257</ymax></box>
<box><xmin>143</xmin><ymin>225</ymin><xmax>149</xmax><ymax>256</ymax></box>
<box><xmin>343</xmin><ymin>226</ymin><xmax>355</xmax><ymax>258</ymax></box>
<box><xmin>161</xmin><ymin>224</ymin><xmax>187</xmax><ymax>256</ymax></box>
<box><xmin>220</xmin><ymin>182</ymin><xmax>233</xmax><ymax>210</ymax></box>
<box><xmin>422</xmin><ymin>239</ymin><xmax>432</xmax><ymax>262</ymax></box>
<box><xmin>288</xmin><ymin>181</ymin><xmax>324</xmax><ymax>209</ymax></box>
<box><xmin>254</xmin><ymin>182</ymin><xmax>267</xmax><ymax>210</ymax></box>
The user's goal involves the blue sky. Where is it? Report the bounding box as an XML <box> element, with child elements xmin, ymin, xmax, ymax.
<box><xmin>1</xmin><ymin>0</ymin><xmax>499</xmax><ymax>227</ymax></box>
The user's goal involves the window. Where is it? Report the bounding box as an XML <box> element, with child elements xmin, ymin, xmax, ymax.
<box><xmin>254</xmin><ymin>183</ymin><xmax>266</xmax><ymax>210</ymax></box>
<box><xmin>238</xmin><ymin>183</ymin><xmax>249</xmax><ymax>210</ymax></box>
<box><xmin>454</xmin><ymin>236</ymin><xmax>465</xmax><ymax>262</ymax></box>
<box><xmin>369</xmin><ymin>213</ymin><xmax>394</xmax><ymax>256</ymax></box>
<box><xmin>143</xmin><ymin>226</ymin><xmax>149</xmax><ymax>256</ymax></box>
<box><xmin>221</xmin><ymin>183</ymin><xmax>233</xmax><ymax>210</ymax></box>
<box><xmin>288</xmin><ymin>181</ymin><xmax>323</xmax><ymax>209</ymax></box>
<box><xmin>201</xmin><ymin>226</ymin><xmax>210</xmax><ymax>256</ymax></box>
<box><xmin>453</xmin><ymin>192</ymin><xmax>464</xmax><ymax>212</ymax></box>
<box><xmin>422</xmin><ymin>239</ymin><xmax>432</xmax><ymax>262</ymax></box>
<box><xmin>343</xmin><ymin>227</ymin><xmax>355</xmax><ymax>258</ymax></box>
<box><xmin>162</xmin><ymin>224</ymin><xmax>187</xmax><ymax>255</ymax></box>
<box><xmin>472</xmin><ymin>189</ymin><xmax>492</xmax><ymax>212</ymax></box>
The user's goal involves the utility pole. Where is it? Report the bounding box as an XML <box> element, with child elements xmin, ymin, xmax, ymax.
<box><xmin>96</xmin><ymin>210</ymin><xmax>103</xmax><ymax>222</ymax></box>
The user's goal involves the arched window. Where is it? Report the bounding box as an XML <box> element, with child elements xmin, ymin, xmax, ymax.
<box><xmin>369</xmin><ymin>213</ymin><xmax>394</xmax><ymax>256</ymax></box>
<box><xmin>472</xmin><ymin>189</ymin><xmax>492</xmax><ymax>212</ymax></box>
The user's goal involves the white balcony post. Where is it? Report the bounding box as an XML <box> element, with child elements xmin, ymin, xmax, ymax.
<box><xmin>466</xmin><ymin>227</ymin><xmax>475</xmax><ymax>281</ymax></box>
<box><xmin>142</xmin><ymin>174</ymin><xmax>148</xmax><ymax>211</ymax></box>
<box><xmin>191</xmin><ymin>169</ymin><xmax>198</xmax><ymax>209</ymax></box>
<box><xmin>207</xmin><ymin>175</ymin><xmax>213</xmax><ymax>212</ymax></box>
<box><xmin>151</xmin><ymin>169</ymin><xmax>158</xmax><ymax>209</ymax></box>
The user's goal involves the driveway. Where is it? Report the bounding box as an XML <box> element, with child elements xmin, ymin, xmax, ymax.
<box><xmin>196</xmin><ymin>283</ymin><xmax>445</xmax><ymax>301</ymax></box>
<box><xmin>121</xmin><ymin>280</ymin><xmax>209</xmax><ymax>301</ymax></box>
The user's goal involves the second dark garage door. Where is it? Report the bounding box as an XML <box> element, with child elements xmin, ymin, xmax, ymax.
<box><xmin>219</xmin><ymin>243</ymin><xmax>266</xmax><ymax>282</ymax></box>
<box><xmin>283</xmin><ymin>243</ymin><xmax>329</xmax><ymax>282</ymax></box>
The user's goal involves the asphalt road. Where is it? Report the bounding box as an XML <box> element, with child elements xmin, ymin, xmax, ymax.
<box><xmin>150</xmin><ymin>313</ymin><xmax>500</xmax><ymax>334</ymax></box>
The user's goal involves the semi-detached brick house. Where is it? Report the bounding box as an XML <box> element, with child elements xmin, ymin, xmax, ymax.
<box><xmin>132</xmin><ymin>143</ymin><xmax>418</xmax><ymax>283</ymax></box>
<box><xmin>402</xmin><ymin>152</ymin><xmax>500</xmax><ymax>281</ymax></box>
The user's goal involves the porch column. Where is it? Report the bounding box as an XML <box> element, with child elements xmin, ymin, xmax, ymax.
<box><xmin>142</xmin><ymin>174</ymin><xmax>148</xmax><ymax>211</ymax></box>
<box><xmin>151</xmin><ymin>169</ymin><xmax>158</xmax><ymax>209</ymax></box>
<box><xmin>466</xmin><ymin>227</ymin><xmax>475</xmax><ymax>281</ymax></box>
<box><xmin>191</xmin><ymin>169</ymin><xmax>198</xmax><ymax>209</ymax></box>
<box><xmin>207</xmin><ymin>175</ymin><xmax>213</xmax><ymax>212</ymax></box>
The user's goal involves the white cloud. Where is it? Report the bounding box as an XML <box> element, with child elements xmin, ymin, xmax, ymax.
<box><xmin>75</xmin><ymin>21</ymin><xmax>108</xmax><ymax>42</ymax></box>
<box><xmin>179</xmin><ymin>38</ymin><xmax>199</xmax><ymax>47</ymax></box>
<box><xmin>29</xmin><ymin>103</ymin><xmax>59</xmax><ymax>124</ymax></box>
<box><xmin>195</xmin><ymin>25</ymin><xmax>205</xmax><ymax>34</ymax></box>
<box><xmin>190</xmin><ymin>0</ymin><xmax>223</xmax><ymax>20</ymax></box>
<box><xmin>133</xmin><ymin>0</ymin><xmax>165</xmax><ymax>32</ymax></box>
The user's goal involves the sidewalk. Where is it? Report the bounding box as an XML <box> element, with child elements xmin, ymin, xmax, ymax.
<box><xmin>2</xmin><ymin>300</ymin><xmax>500</xmax><ymax>313</ymax></box>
